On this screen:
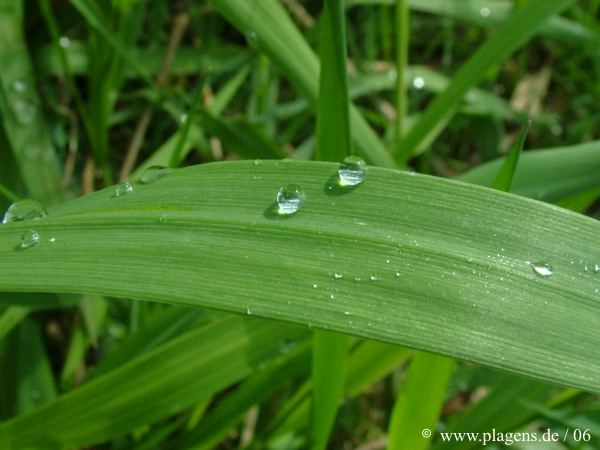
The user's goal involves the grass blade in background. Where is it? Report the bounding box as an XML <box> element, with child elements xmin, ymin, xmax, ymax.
<box><xmin>0</xmin><ymin>161</ymin><xmax>599</xmax><ymax>393</ymax></box>
<box><xmin>0</xmin><ymin>0</ymin><xmax>63</xmax><ymax>205</ymax></box>
<box><xmin>397</xmin><ymin>0</ymin><xmax>575</xmax><ymax>158</ymax></box>
<box><xmin>394</xmin><ymin>0</ymin><xmax>409</xmax><ymax>149</ymax></box>
<box><xmin>312</xmin><ymin>2</ymin><xmax>352</xmax><ymax>448</ymax></box>
<box><xmin>387</xmin><ymin>353</ymin><xmax>454</xmax><ymax>450</ymax></box>
<box><xmin>459</xmin><ymin>140</ymin><xmax>600</xmax><ymax>203</ymax></box>
<box><xmin>492</xmin><ymin>121</ymin><xmax>529</xmax><ymax>192</ymax></box>
<box><xmin>210</xmin><ymin>0</ymin><xmax>396</xmax><ymax>167</ymax></box>
<box><xmin>0</xmin><ymin>316</ymin><xmax>307</xmax><ymax>449</ymax></box>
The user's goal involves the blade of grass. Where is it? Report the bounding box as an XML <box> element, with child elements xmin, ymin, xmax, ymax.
<box><xmin>0</xmin><ymin>161</ymin><xmax>600</xmax><ymax>392</ymax></box>
<box><xmin>210</xmin><ymin>0</ymin><xmax>396</xmax><ymax>167</ymax></box>
<box><xmin>0</xmin><ymin>0</ymin><xmax>63</xmax><ymax>205</ymax></box>
<box><xmin>347</xmin><ymin>0</ymin><xmax>598</xmax><ymax>47</ymax></box>
<box><xmin>394</xmin><ymin>0</ymin><xmax>409</xmax><ymax>146</ymax></box>
<box><xmin>0</xmin><ymin>315</ymin><xmax>307</xmax><ymax>449</ymax></box>
<box><xmin>312</xmin><ymin>2</ymin><xmax>353</xmax><ymax>448</ymax></box>
<box><xmin>0</xmin><ymin>306</ymin><xmax>28</xmax><ymax>341</ymax></box>
<box><xmin>458</xmin><ymin>140</ymin><xmax>600</xmax><ymax>203</ymax></box>
<box><xmin>397</xmin><ymin>0</ymin><xmax>575</xmax><ymax>159</ymax></box>
<box><xmin>492</xmin><ymin>121</ymin><xmax>530</xmax><ymax>191</ymax></box>
<box><xmin>387</xmin><ymin>353</ymin><xmax>454</xmax><ymax>450</ymax></box>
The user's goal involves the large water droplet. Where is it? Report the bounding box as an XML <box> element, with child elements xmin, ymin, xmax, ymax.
<box><xmin>113</xmin><ymin>182</ymin><xmax>133</xmax><ymax>198</ymax></box>
<box><xmin>531</xmin><ymin>262</ymin><xmax>553</xmax><ymax>277</ymax></box>
<box><xmin>2</xmin><ymin>199</ymin><xmax>47</xmax><ymax>224</ymax></box>
<box><xmin>338</xmin><ymin>156</ymin><xmax>367</xmax><ymax>187</ymax></box>
<box><xmin>138</xmin><ymin>166</ymin><xmax>171</xmax><ymax>184</ymax></box>
<box><xmin>479</xmin><ymin>6</ymin><xmax>491</xmax><ymax>17</ymax></box>
<box><xmin>276</xmin><ymin>184</ymin><xmax>305</xmax><ymax>215</ymax></box>
<box><xmin>20</xmin><ymin>230</ymin><xmax>40</xmax><ymax>249</ymax></box>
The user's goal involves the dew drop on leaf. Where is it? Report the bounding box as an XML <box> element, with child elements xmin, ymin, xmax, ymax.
<box><xmin>138</xmin><ymin>166</ymin><xmax>172</xmax><ymax>185</ymax></box>
<box><xmin>20</xmin><ymin>230</ymin><xmax>40</xmax><ymax>249</ymax></box>
<box><xmin>113</xmin><ymin>182</ymin><xmax>134</xmax><ymax>197</ymax></box>
<box><xmin>338</xmin><ymin>156</ymin><xmax>367</xmax><ymax>186</ymax></box>
<box><xmin>2</xmin><ymin>199</ymin><xmax>47</xmax><ymax>224</ymax></box>
<box><xmin>276</xmin><ymin>184</ymin><xmax>305</xmax><ymax>215</ymax></box>
<box><xmin>531</xmin><ymin>262</ymin><xmax>553</xmax><ymax>277</ymax></box>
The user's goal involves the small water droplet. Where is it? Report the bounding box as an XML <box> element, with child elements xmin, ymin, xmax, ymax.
<box><xmin>12</xmin><ymin>79</ymin><xmax>26</xmax><ymax>93</ymax></box>
<box><xmin>276</xmin><ymin>184</ymin><xmax>305</xmax><ymax>215</ymax></box>
<box><xmin>246</xmin><ymin>308</ymin><xmax>254</xmax><ymax>316</ymax></box>
<box><xmin>138</xmin><ymin>166</ymin><xmax>171</xmax><ymax>184</ymax></box>
<box><xmin>13</xmin><ymin>99</ymin><xmax>37</xmax><ymax>124</ymax></box>
<box><xmin>330</xmin><ymin>293</ymin><xmax>336</xmax><ymax>300</ymax></box>
<box><xmin>593</xmin><ymin>264</ymin><xmax>600</xmax><ymax>273</ymax></box>
<box><xmin>59</xmin><ymin>36</ymin><xmax>70</xmax><ymax>48</ymax></box>
<box><xmin>333</xmin><ymin>273</ymin><xmax>343</xmax><ymax>279</ymax></box>
<box><xmin>338</xmin><ymin>156</ymin><xmax>367</xmax><ymax>186</ymax></box>
<box><xmin>253</xmin><ymin>159</ymin><xmax>263</xmax><ymax>166</ymax></box>
<box><xmin>343</xmin><ymin>311</ymin><xmax>351</xmax><ymax>316</ymax></box>
<box><xmin>313</xmin><ymin>283</ymin><xmax>318</xmax><ymax>288</ymax></box>
<box><xmin>49</xmin><ymin>237</ymin><xmax>56</xmax><ymax>243</ymax></box>
<box><xmin>113</xmin><ymin>182</ymin><xmax>133</xmax><ymax>198</ymax></box>
<box><xmin>395</xmin><ymin>272</ymin><xmax>401</xmax><ymax>277</ymax></box>
<box><xmin>531</xmin><ymin>262</ymin><xmax>553</xmax><ymax>277</ymax></box>
<box><xmin>412</xmin><ymin>76</ymin><xmax>425</xmax><ymax>90</ymax></box>
<box><xmin>2</xmin><ymin>199</ymin><xmax>47</xmax><ymax>223</ymax></box>
<box><xmin>20</xmin><ymin>230</ymin><xmax>40</xmax><ymax>249</ymax></box>
<box><xmin>479</xmin><ymin>6</ymin><xmax>491</xmax><ymax>17</ymax></box>
<box><xmin>370</xmin><ymin>275</ymin><xmax>380</xmax><ymax>281</ymax></box>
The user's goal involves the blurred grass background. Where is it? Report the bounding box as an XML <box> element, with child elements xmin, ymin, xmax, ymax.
<box><xmin>1</xmin><ymin>0</ymin><xmax>600</xmax><ymax>449</ymax></box>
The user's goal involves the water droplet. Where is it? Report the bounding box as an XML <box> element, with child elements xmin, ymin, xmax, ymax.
<box><xmin>479</xmin><ymin>6</ymin><xmax>491</xmax><ymax>17</ymax></box>
<box><xmin>253</xmin><ymin>159</ymin><xmax>263</xmax><ymax>166</ymax></box>
<box><xmin>370</xmin><ymin>275</ymin><xmax>380</xmax><ymax>281</ymax></box>
<box><xmin>13</xmin><ymin>99</ymin><xmax>37</xmax><ymax>124</ymax></box>
<box><xmin>12</xmin><ymin>79</ymin><xmax>26</xmax><ymax>93</ymax></box>
<box><xmin>395</xmin><ymin>272</ymin><xmax>401</xmax><ymax>277</ymax></box>
<box><xmin>330</xmin><ymin>293</ymin><xmax>336</xmax><ymax>300</ymax></box>
<box><xmin>58</xmin><ymin>36</ymin><xmax>70</xmax><ymax>48</ymax></box>
<box><xmin>20</xmin><ymin>230</ymin><xmax>40</xmax><ymax>249</ymax></box>
<box><xmin>412</xmin><ymin>76</ymin><xmax>425</xmax><ymax>90</ymax></box>
<box><xmin>313</xmin><ymin>283</ymin><xmax>318</xmax><ymax>288</ymax></box>
<box><xmin>276</xmin><ymin>184</ymin><xmax>305</xmax><ymax>215</ymax></box>
<box><xmin>138</xmin><ymin>166</ymin><xmax>171</xmax><ymax>184</ymax></box>
<box><xmin>338</xmin><ymin>156</ymin><xmax>367</xmax><ymax>186</ymax></box>
<box><xmin>343</xmin><ymin>311</ymin><xmax>351</xmax><ymax>316</ymax></box>
<box><xmin>49</xmin><ymin>237</ymin><xmax>56</xmax><ymax>243</ymax></box>
<box><xmin>2</xmin><ymin>199</ymin><xmax>47</xmax><ymax>223</ymax></box>
<box><xmin>246</xmin><ymin>308</ymin><xmax>254</xmax><ymax>316</ymax></box>
<box><xmin>113</xmin><ymin>182</ymin><xmax>133</xmax><ymax>198</ymax></box>
<box><xmin>531</xmin><ymin>262</ymin><xmax>553</xmax><ymax>277</ymax></box>
<box><xmin>594</xmin><ymin>264</ymin><xmax>600</xmax><ymax>273</ymax></box>
<box><xmin>333</xmin><ymin>273</ymin><xmax>343</xmax><ymax>279</ymax></box>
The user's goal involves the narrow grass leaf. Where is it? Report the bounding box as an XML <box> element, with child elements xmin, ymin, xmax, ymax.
<box><xmin>397</xmin><ymin>0</ymin><xmax>575</xmax><ymax>158</ymax></box>
<box><xmin>387</xmin><ymin>353</ymin><xmax>454</xmax><ymax>450</ymax></box>
<box><xmin>492</xmin><ymin>121</ymin><xmax>529</xmax><ymax>192</ymax></box>
<box><xmin>210</xmin><ymin>0</ymin><xmax>396</xmax><ymax>167</ymax></box>
<box><xmin>459</xmin><ymin>140</ymin><xmax>600</xmax><ymax>203</ymax></box>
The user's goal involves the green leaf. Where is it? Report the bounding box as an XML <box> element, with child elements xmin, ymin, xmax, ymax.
<box><xmin>458</xmin><ymin>140</ymin><xmax>600</xmax><ymax>203</ymax></box>
<box><xmin>397</xmin><ymin>0</ymin><xmax>575</xmax><ymax>158</ymax></box>
<box><xmin>387</xmin><ymin>353</ymin><xmax>454</xmax><ymax>450</ymax></box>
<box><xmin>491</xmin><ymin>121</ymin><xmax>529</xmax><ymax>192</ymax></box>
<box><xmin>0</xmin><ymin>161</ymin><xmax>599</xmax><ymax>393</ymax></box>
<box><xmin>210</xmin><ymin>0</ymin><xmax>396</xmax><ymax>168</ymax></box>
<box><xmin>0</xmin><ymin>315</ymin><xmax>307</xmax><ymax>448</ymax></box>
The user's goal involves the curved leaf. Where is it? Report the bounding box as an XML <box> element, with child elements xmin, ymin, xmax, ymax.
<box><xmin>0</xmin><ymin>161</ymin><xmax>599</xmax><ymax>393</ymax></box>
